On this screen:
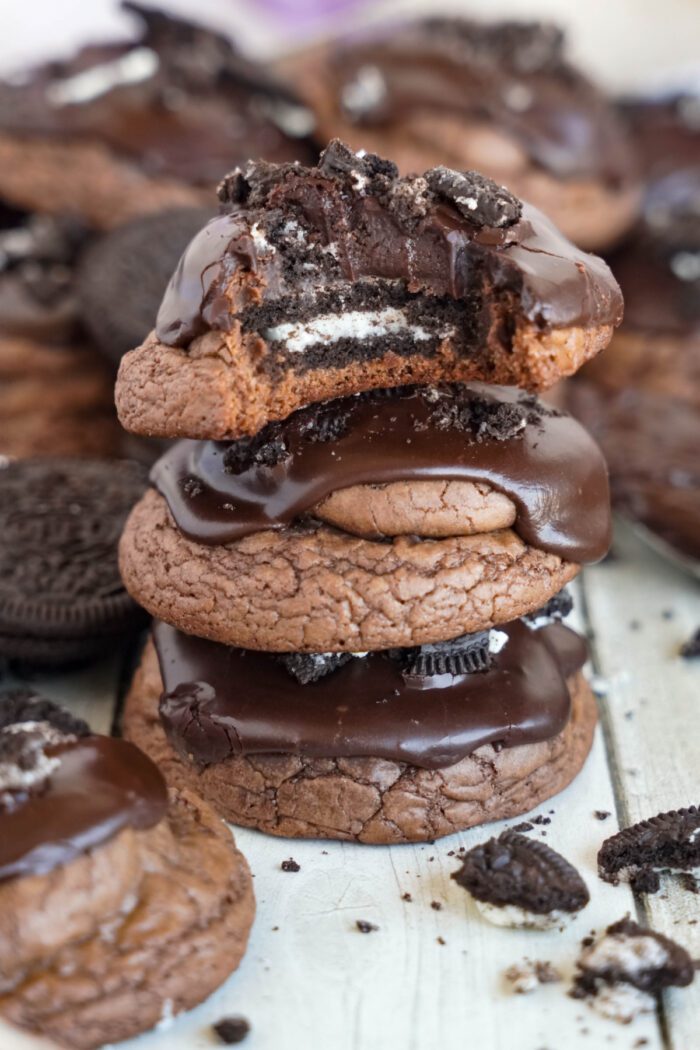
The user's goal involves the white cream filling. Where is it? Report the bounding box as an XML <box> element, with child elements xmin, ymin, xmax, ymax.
<box><xmin>46</xmin><ymin>48</ymin><xmax>159</xmax><ymax>106</ymax></box>
<box><xmin>610</xmin><ymin>862</ymin><xmax>700</xmax><ymax>883</ymax></box>
<box><xmin>581</xmin><ymin>932</ymin><xmax>669</xmax><ymax>974</ymax></box>
<box><xmin>588</xmin><ymin>983</ymin><xmax>655</xmax><ymax>1025</ymax></box>
<box><xmin>265</xmin><ymin>307</ymin><xmax>437</xmax><ymax>353</ymax></box>
<box><xmin>489</xmin><ymin>630</ymin><xmax>509</xmax><ymax>655</ymax></box>
<box><xmin>476</xmin><ymin>900</ymin><xmax>573</xmax><ymax>930</ymax></box>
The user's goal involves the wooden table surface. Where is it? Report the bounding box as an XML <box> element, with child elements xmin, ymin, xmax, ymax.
<box><xmin>1</xmin><ymin>521</ymin><xmax>698</xmax><ymax>1050</ymax></box>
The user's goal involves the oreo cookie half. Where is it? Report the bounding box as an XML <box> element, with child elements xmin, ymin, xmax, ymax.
<box><xmin>0</xmin><ymin>459</ymin><xmax>148</xmax><ymax>665</ymax></box>
<box><xmin>572</xmin><ymin>918</ymin><xmax>694</xmax><ymax>1023</ymax></box>
<box><xmin>598</xmin><ymin>806</ymin><xmax>700</xmax><ymax>893</ymax></box>
<box><xmin>78</xmin><ymin>206</ymin><xmax>214</xmax><ymax>364</ymax></box>
<box><xmin>403</xmin><ymin>630</ymin><xmax>493</xmax><ymax>677</ymax></box>
<box><xmin>452</xmin><ymin>831</ymin><xmax>589</xmax><ymax>929</ymax></box>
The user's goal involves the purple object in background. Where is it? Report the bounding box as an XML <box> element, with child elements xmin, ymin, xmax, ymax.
<box><xmin>252</xmin><ymin>0</ymin><xmax>367</xmax><ymax>33</ymax></box>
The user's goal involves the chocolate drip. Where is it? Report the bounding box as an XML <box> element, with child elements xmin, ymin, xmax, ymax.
<box><xmin>151</xmin><ymin>385</ymin><xmax>611</xmax><ymax>564</ymax></box>
<box><xmin>0</xmin><ymin>737</ymin><xmax>168</xmax><ymax>882</ymax></box>
<box><xmin>154</xmin><ymin>618</ymin><xmax>587</xmax><ymax>770</ymax></box>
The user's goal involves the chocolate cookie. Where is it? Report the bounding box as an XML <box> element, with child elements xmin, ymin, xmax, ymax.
<box><xmin>0</xmin><ymin>5</ymin><xmax>316</xmax><ymax>231</ymax></box>
<box><xmin>281</xmin><ymin>19</ymin><xmax>640</xmax><ymax>250</ymax></box>
<box><xmin>452</xmin><ymin>830</ymin><xmax>589</xmax><ymax>928</ymax></box>
<box><xmin>0</xmin><ymin>459</ymin><xmax>148</xmax><ymax>664</ymax></box>
<box><xmin>123</xmin><ymin>633</ymin><xmax>596</xmax><ymax>843</ymax></box>
<box><xmin>116</xmin><ymin>141</ymin><xmax>622</xmax><ymax>440</ymax></box>
<box><xmin>78</xmin><ymin>206</ymin><xmax>216</xmax><ymax>364</ymax></box>
<box><xmin>0</xmin><ymin>693</ymin><xmax>254</xmax><ymax>1049</ymax></box>
<box><xmin>120</xmin><ymin>489</ymin><xmax>578</xmax><ymax>651</ymax></box>
<box><xmin>598</xmin><ymin>806</ymin><xmax>700</xmax><ymax>893</ymax></box>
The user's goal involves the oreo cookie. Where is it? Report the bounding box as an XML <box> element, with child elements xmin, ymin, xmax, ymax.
<box><xmin>573</xmin><ymin>918</ymin><xmax>694</xmax><ymax>1005</ymax></box>
<box><xmin>452</xmin><ymin>831</ymin><xmax>589</xmax><ymax>928</ymax></box>
<box><xmin>598</xmin><ymin>806</ymin><xmax>700</xmax><ymax>893</ymax></box>
<box><xmin>77</xmin><ymin>206</ymin><xmax>214</xmax><ymax>364</ymax></box>
<box><xmin>424</xmin><ymin>167</ymin><xmax>522</xmax><ymax>228</ymax></box>
<box><xmin>525</xmin><ymin>588</ymin><xmax>574</xmax><ymax>625</ymax></box>
<box><xmin>0</xmin><ymin>459</ymin><xmax>148</xmax><ymax>665</ymax></box>
<box><xmin>276</xmin><ymin>651</ymin><xmax>353</xmax><ymax>685</ymax></box>
<box><xmin>403</xmin><ymin>631</ymin><xmax>492</xmax><ymax>677</ymax></box>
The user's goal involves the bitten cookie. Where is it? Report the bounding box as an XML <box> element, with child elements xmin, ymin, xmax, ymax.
<box><xmin>123</xmin><ymin>632</ymin><xmax>597</xmax><ymax>844</ymax></box>
<box><xmin>0</xmin><ymin>691</ymin><xmax>255</xmax><ymax>1050</ymax></box>
<box><xmin>116</xmin><ymin>140</ymin><xmax>622</xmax><ymax>440</ymax></box>
<box><xmin>280</xmin><ymin>19</ymin><xmax>640</xmax><ymax>250</ymax></box>
<box><xmin>0</xmin><ymin>3</ymin><xmax>316</xmax><ymax>231</ymax></box>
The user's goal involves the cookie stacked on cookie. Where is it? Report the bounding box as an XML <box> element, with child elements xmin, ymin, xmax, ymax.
<box><xmin>117</xmin><ymin>141</ymin><xmax>621</xmax><ymax>843</ymax></box>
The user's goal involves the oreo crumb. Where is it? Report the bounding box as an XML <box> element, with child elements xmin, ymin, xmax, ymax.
<box><xmin>401</xmin><ymin>892</ymin><xmax>412</xmax><ymax>902</ymax></box>
<box><xmin>505</xmin><ymin>959</ymin><xmax>561</xmax><ymax>994</ymax></box>
<box><xmin>532</xmin><ymin>815</ymin><xmax>551</xmax><ymax>826</ymax></box>
<box><xmin>276</xmin><ymin>650</ymin><xmax>352</xmax><ymax>685</ymax></box>
<box><xmin>512</xmin><ymin>822</ymin><xmax>534</xmax><ymax>833</ymax></box>
<box><xmin>0</xmin><ymin>690</ymin><xmax>90</xmax><ymax>738</ymax></box>
<box><xmin>403</xmin><ymin>630</ymin><xmax>492</xmax><ymax>677</ymax></box>
<box><xmin>681</xmin><ymin>628</ymin><xmax>700</xmax><ymax>658</ymax></box>
<box><xmin>594</xmin><ymin>811</ymin><xmax>611</xmax><ymax>821</ymax></box>
<box><xmin>452</xmin><ymin>831</ymin><xmax>589</xmax><ymax>919</ymax></box>
<box><xmin>526</xmin><ymin>589</ymin><xmax>574</xmax><ymax>624</ymax></box>
<box><xmin>356</xmin><ymin>920</ymin><xmax>378</xmax><ymax>933</ymax></box>
<box><xmin>598</xmin><ymin>806</ymin><xmax>700</xmax><ymax>891</ymax></box>
<box><xmin>281</xmin><ymin>858</ymin><xmax>300</xmax><ymax>872</ymax></box>
<box><xmin>430</xmin><ymin>900</ymin><xmax>443</xmax><ymax>911</ymax></box>
<box><xmin>425</xmin><ymin>166</ymin><xmax>522</xmax><ymax>228</ymax></box>
<box><xmin>437</xmin><ymin>936</ymin><xmax>446</xmax><ymax>945</ymax></box>
<box><xmin>213</xmin><ymin>1016</ymin><xmax>251</xmax><ymax>1044</ymax></box>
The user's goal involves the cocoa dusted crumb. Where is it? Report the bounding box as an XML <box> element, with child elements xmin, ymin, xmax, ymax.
<box><xmin>281</xmin><ymin>858</ymin><xmax>300</xmax><ymax>872</ymax></box>
<box><xmin>356</xmin><ymin>919</ymin><xmax>378</xmax><ymax>933</ymax></box>
<box><xmin>681</xmin><ymin>628</ymin><xmax>700</xmax><ymax>658</ymax></box>
<box><xmin>213</xmin><ymin>1016</ymin><xmax>251</xmax><ymax>1044</ymax></box>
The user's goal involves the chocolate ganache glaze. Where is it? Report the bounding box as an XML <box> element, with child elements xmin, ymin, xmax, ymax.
<box><xmin>0</xmin><ymin>736</ymin><xmax>168</xmax><ymax>881</ymax></box>
<box><xmin>154</xmin><ymin>144</ymin><xmax>623</xmax><ymax>348</ymax></box>
<box><xmin>155</xmin><ymin>618</ymin><xmax>587</xmax><ymax>769</ymax></box>
<box><xmin>327</xmin><ymin>19</ymin><xmax>635</xmax><ymax>186</ymax></box>
<box><xmin>151</xmin><ymin>384</ymin><xmax>611</xmax><ymax>564</ymax></box>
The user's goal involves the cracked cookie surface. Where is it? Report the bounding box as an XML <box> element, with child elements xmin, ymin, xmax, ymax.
<box><xmin>120</xmin><ymin>489</ymin><xmax>579</xmax><ymax>651</ymax></box>
<box><xmin>123</xmin><ymin>639</ymin><xmax>597</xmax><ymax>844</ymax></box>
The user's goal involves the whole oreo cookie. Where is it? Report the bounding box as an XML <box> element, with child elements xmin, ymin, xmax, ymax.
<box><xmin>0</xmin><ymin>459</ymin><xmax>148</xmax><ymax>665</ymax></box>
<box><xmin>78</xmin><ymin>206</ymin><xmax>215</xmax><ymax>364</ymax></box>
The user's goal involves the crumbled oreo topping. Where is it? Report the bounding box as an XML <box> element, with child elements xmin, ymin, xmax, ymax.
<box><xmin>598</xmin><ymin>806</ymin><xmax>700</xmax><ymax>892</ymax></box>
<box><xmin>525</xmin><ymin>588</ymin><xmax>574</xmax><ymax>624</ymax></box>
<box><xmin>0</xmin><ymin>690</ymin><xmax>90</xmax><ymax>737</ymax></box>
<box><xmin>452</xmin><ymin>831</ymin><xmax>589</xmax><ymax>915</ymax></box>
<box><xmin>572</xmin><ymin>918</ymin><xmax>694</xmax><ymax>999</ymax></box>
<box><xmin>223</xmin><ymin>431</ymin><xmax>290</xmax><ymax>474</ymax></box>
<box><xmin>317</xmin><ymin>138</ymin><xmax>398</xmax><ymax>186</ymax></box>
<box><xmin>276</xmin><ymin>651</ymin><xmax>353</xmax><ymax>685</ymax></box>
<box><xmin>428</xmin><ymin>388</ymin><xmax>546</xmax><ymax>440</ymax></box>
<box><xmin>425</xmin><ymin>167</ymin><xmax>522</xmax><ymax>228</ymax></box>
<box><xmin>422</xmin><ymin>18</ymin><xmax>566</xmax><ymax>75</ymax></box>
<box><xmin>403</xmin><ymin>630</ymin><xmax>492</xmax><ymax>677</ymax></box>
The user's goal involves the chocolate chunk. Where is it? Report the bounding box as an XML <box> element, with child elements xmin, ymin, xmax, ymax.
<box><xmin>403</xmin><ymin>631</ymin><xmax>492</xmax><ymax>677</ymax></box>
<box><xmin>681</xmin><ymin>628</ymin><xmax>700</xmax><ymax>658</ymax></box>
<box><xmin>213</xmin><ymin>1016</ymin><xmax>251</xmax><ymax>1044</ymax></box>
<box><xmin>281</xmin><ymin>857</ymin><xmax>300</xmax><ymax>872</ymax></box>
<box><xmin>275</xmin><ymin>651</ymin><xmax>353</xmax><ymax>685</ymax></box>
<box><xmin>573</xmin><ymin>918</ymin><xmax>695</xmax><ymax>998</ymax></box>
<box><xmin>526</xmin><ymin>588</ymin><xmax>574</xmax><ymax>623</ymax></box>
<box><xmin>425</xmin><ymin>166</ymin><xmax>522</xmax><ymax>228</ymax></box>
<box><xmin>356</xmin><ymin>919</ymin><xmax>379</xmax><ymax>933</ymax></box>
<box><xmin>452</xmin><ymin>831</ymin><xmax>589</xmax><ymax>915</ymax></box>
<box><xmin>0</xmin><ymin>690</ymin><xmax>90</xmax><ymax>738</ymax></box>
<box><xmin>598</xmin><ymin>806</ymin><xmax>700</xmax><ymax>890</ymax></box>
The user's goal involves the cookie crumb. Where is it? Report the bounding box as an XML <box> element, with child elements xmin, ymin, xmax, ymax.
<box><xmin>281</xmin><ymin>858</ymin><xmax>300</xmax><ymax>872</ymax></box>
<box><xmin>356</xmin><ymin>919</ymin><xmax>379</xmax><ymax>933</ymax></box>
<box><xmin>213</xmin><ymin>1016</ymin><xmax>251</xmax><ymax>1044</ymax></box>
<box><xmin>594</xmin><ymin>811</ymin><xmax>611</xmax><ymax>821</ymax></box>
<box><xmin>401</xmin><ymin>892</ymin><xmax>412</xmax><ymax>902</ymax></box>
<box><xmin>505</xmin><ymin>959</ymin><xmax>561</xmax><ymax>994</ymax></box>
<box><xmin>681</xmin><ymin>628</ymin><xmax>700</xmax><ymax>658</ymax></box>
<box><xmin>512</xmin><ymin>821</ymin><xmax>534</xmax><ymax>833</ymax></box>
<box><xmin>437</xmin><ymin>936</ymin><xmax>446</xmax><ymax>945</ymax></box>
<box><xmin>430</xmin><ymin>900</ymin><xmax>443</xmax><ymax>910</ymax></box>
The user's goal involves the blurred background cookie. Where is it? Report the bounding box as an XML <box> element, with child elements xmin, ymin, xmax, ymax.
<box><xmin>283</xmin><ymin>18</ymin><xmax>640</xmax><ymax>251</ymax></box>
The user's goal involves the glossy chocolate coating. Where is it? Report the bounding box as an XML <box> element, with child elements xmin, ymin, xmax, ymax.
<box><xmin>155</xmin><ymin>618</ymin><xmax>587</xmax><ymax>770</ymax></box>
<box><xmin>151</xmin><ymin>385</ymin><xmax>611</xmax><ymax>564</ymax></box>
<box><xmin>326</xmin><ymin>19</ymin><xmax>635</xmax><ymax>185</ymax></box>
<box><xmin>0</xmin><ymin>737</ymin><xmax>168</xmax><ymax>882</ymax></box>
<box><xmin>0</xmin><ymin>5</ymin><xmax>316</xmax><ymax>184</ymax></box>
<box><xmin>155</xmin><ymin>174</ymin><xmax>623</xmax><ymax>348</ymax></box>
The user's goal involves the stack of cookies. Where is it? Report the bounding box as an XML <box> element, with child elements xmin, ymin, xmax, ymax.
<box><xmin>118</xmin><ymin>140</ymin><xmax>621</xmax><ymax>844</ymax></box>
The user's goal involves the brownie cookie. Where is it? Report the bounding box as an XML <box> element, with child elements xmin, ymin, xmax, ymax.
<box><xmin>116</xmin><ymin>141</ymin><xmax>622</xmax><ymax>440</ymax></box>
<box><xmin>123</xmin><ymin>629</ymin><xmax>596</xmax><ymax>843</ymax></box>
<box><xmin>452</xmin><ymin>830</ymin><xmax>589</xmax><ymax>928</ymax></box>
<box><xmin>78</xmin><ymin>206</ymin><xmax>215</xmax><ymax>365</ymax></box>
<box><xmin>0</xmin><ymin>459</ymin><xmax>148</xmax><ymax>664</ymax></box>
<box><xmin>120</xmin><ymin>489</ymin><xmax>578</xmax><ymax>651</ymax></box>
<box><xmin>0</xmin><ymin>4</ymin><xmax>316</xmax><ymax>231</ymax></box>
<box><xmin>0</xmin><ymin>692</ymin><xmax>254</xmax><ymax>1049</ymax></box>
<box><xmin>281</xmin><ymin>19</ymin><xmax>640</xmax><ymax>250</ymax></box>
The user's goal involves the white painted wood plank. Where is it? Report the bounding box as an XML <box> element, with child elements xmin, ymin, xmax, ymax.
<box><xmin>582</xmin><ymin>521</ymin><xmax>700</xmax><ymax>1050</ymax></box>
